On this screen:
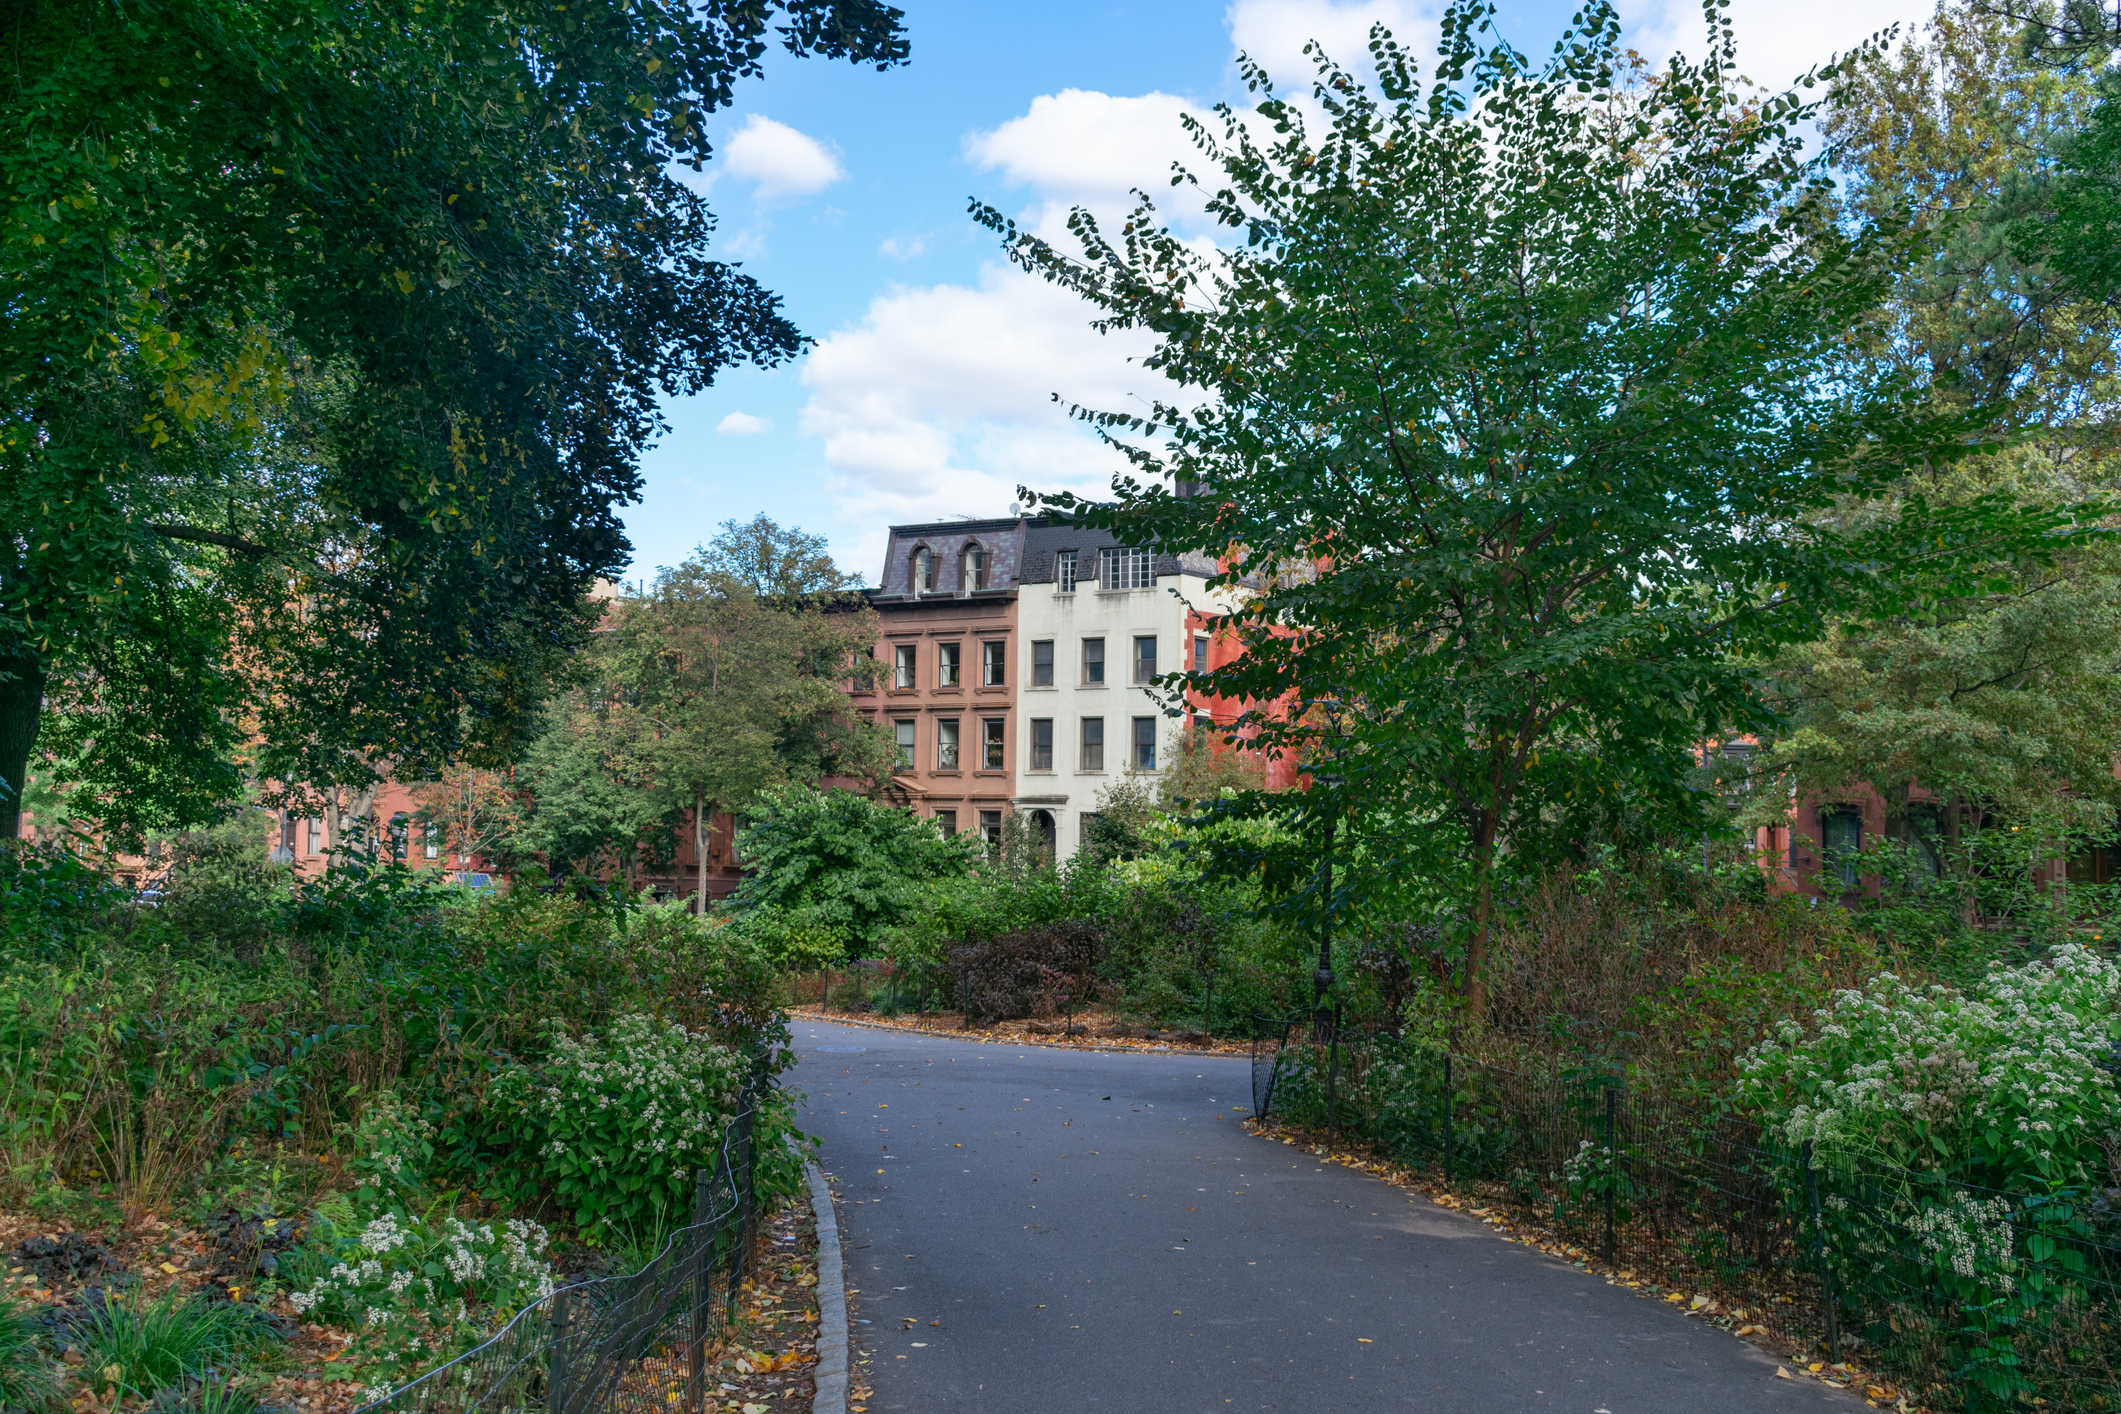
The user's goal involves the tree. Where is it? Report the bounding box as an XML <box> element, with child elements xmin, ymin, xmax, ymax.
<box><xmin>412</xmin><ymin>765</ymin><xmax>531</xmax><ymax>878</ymax></box>
<box><xmin>508</xmin><ymin>695</ymin><xmax>685</xmax><ymax>884</ymax></box>
<box><xmin>1</xmin><ymin>0</ymin><xmax>909</xmax><ymax>841</ymax></box>
<box><xmin>727</xmin><ymin>785</ymin><xmax>979</xmax><ymax>949</ymax></box>
<box><xmin>693</xmin><ymin>515</ymin><xmax>869</xmax><ymax>600</ymax></box>
<box><xmin>598</xmin><ymin>543</ymin><xmax>894</xmax><ymax>913</ymax></box>
<box><xmin>981</xmin><ymin>2</ymin><xmax>2087</xmax><ymax>1015</ymax></box>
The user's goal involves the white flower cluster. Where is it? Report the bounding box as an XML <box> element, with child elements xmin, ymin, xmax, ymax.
<box><xmin>289</xmin><ymin>1210</ymin><xmax>553</xmax><ymax>1330</ymax></box>
<box><xmin>1905</xmin><ymin>1191</ymin><xmax>2018</xmax><ymax>1290</ymax></box>
<box><xmin>511</xmin><ymin>1013</ymin><xmax>743</xmax><ymax>1167</ymax></box>
<box><xmin>1739</xmin><ymin>944</ymin><xmax>2121</xmax><ymax>1180</ymax></box>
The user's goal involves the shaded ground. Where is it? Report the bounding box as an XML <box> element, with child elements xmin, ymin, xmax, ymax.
<box><xmin>790</xmin><ymin>1018</ymin><xmax>1868</xmax><ymax>1414</ymax></box>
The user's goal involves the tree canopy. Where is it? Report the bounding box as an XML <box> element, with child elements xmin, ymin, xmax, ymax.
<box><xmin>0</xmin><ymin>0</ymin><xmax>908</xmax><ymax>842</ymax></box>
<box><xmin>982</xmin><ymin>1</ymin><xmax>2095</xmax><ymax>1012</ymax></box>
<box><xmin>727</xmin><ymin>785</ymin><xmax>979</xmax><ymax>948</ymax></box>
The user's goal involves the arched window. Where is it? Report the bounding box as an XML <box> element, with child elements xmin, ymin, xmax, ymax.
<box><xmin>912</xmin><ymin>546</ymin><xmax>934</xmax><ymax>593</ymax></box>
<box><xmin>962</xmin><ymin>542</ymin><xmax>986</xmax><ymax>591</ymax></box>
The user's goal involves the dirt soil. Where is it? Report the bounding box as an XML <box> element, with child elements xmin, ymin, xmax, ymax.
<box><xmin>787</xmin><ymin>1004</ymin><xmax>1251</xmax><ymax>1055</ymax></box>
<box><xmin>702</xmin><ymin>1200</ymin><xmax>824</xmax><ymax>1414</ymax></box>
<box><xmin>1</xmin><ymin>1210</ymin><xmax>364</xmax><ymax>1414</ymax></box>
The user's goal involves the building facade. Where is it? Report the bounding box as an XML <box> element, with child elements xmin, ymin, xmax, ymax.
<box><xmin>858</xmin><ymin>516</ymin><xmax>1029</xmax><ymax>847</ymax></box>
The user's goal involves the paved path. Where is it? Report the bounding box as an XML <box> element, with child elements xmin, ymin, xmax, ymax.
<box><xmin>790</xmin><ymin>1019</ymin><xmax>1863</xmax><ymax>1414</ymax></box>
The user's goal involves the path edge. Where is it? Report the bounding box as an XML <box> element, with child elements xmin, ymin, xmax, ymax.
<box><xmin>804</xmin><ymin>1159</ymin><xmax>849</xmax><ymax>1414</ymax></box>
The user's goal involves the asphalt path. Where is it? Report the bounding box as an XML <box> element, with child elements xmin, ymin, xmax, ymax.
<box><xmin>790</xmin><ymin>1018</ymin><xmax>1864</xmax><ymax>1414</ymax></box>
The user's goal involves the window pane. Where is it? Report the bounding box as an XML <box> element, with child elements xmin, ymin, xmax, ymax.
<box><xmin>423</xmin><ymin>826</ymin><xmax>439</xmax><ymax>860</ymax></box>
<box><xmin>1030</xmin><ymin>719</ymin><xmax>1053</xmax><ymax>770</ymax></box>
<box><xmin>935</xmin><ymin>810</ymin><xmax>956</xmax><ymax>837</ymax></box>
<box><xmin>984</xmin><ymin>641</ymin><xmax>1006</xmax><ymax>686</ymax></box>
<box><xmin>1081</xmin><ymin>717</ymin><xmax>1104</xmax><ymax>771</ymax></box>
<box><xmin>938</xmin><ymin>719</ymin><xmax>960</xmax><ymax>769</ymax></box>
<box><xmin>894</xmin><ymin>719</ymin><xmax>916</xmax><ymax>769</ymax></box>
<box><xmin>307</xmin><ymin>819</ymin><xmax>322</xmax><ymax>855</ymax></box>
<box><xmin>1032</xmin><ymin>641</ymin><xmax>1054</xmax><ymax>686</ymax></box>
<box><xmin>980</xmin><ymin>810</ymin><xmax>1002</xmax><ymax>849</ymax></box>
<box><xmin>894</xmin><ymin>644</ymin><xmax>916</xmax><ymax>689</ymax></box>
<box><xmin>1098</xmin><ymin>546</ymin><xmax>1153</xmax><ymax>590</ymax></box>
<box><xmin>1133</xmin><ymin>717</ymin><xmax>1156</xmax><ymax>770</ymax></box>
<box><xmin>1082</xmin><ymin>637</ymin><xmax>1104</xmax><ymax>685</ymax></box>
<box><xmin>1193</xmin><ymin>636</ymin><xmax>1209</xmax><ymax>675</ymax></box>
<box><xmin>983</xmin><ymin>718</ymin><xmax>1005</xmax><ymax>769</ymax></box>
<box><xmin>939</xmin><ymin>642</ymin><xmax>960</xmax><ymax>686</ymax></box>
<box><xmin>1134</xmin><ymin>636</ymin><xmax>1157</xmax><ymax>682</ymax></box>
<box><xmin>1056</xmin><ymin>550</ymin><xmax>1077</xmax><ymax>593</ymax></box>
<box><xmin>964</xmin><ymin>545</ymin><xmax>985</xmax><ymax>590</ymax></box>
<box><xmin>1823</xmin><ymin>810</ymin><xmax>1861</xmax><ymax>888</ymax></box>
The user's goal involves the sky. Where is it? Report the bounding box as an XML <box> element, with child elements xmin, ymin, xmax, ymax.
<box><xmin>621</xmin><ymin>0</ymin><xmax>1942</xmax><ymax>587</ymax></box>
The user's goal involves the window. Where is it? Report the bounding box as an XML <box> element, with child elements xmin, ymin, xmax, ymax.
<box><xmin>1193</xmin><ymin>635</ymin><xmax>1209</xmax><ymax>675</ymax></box>
<box><xmin>306</xmin><ymin>818</ymin><xmax>322</xmax><ymax>855</ymax></box>
<box><xmin>913</xmin><ymin>547</ymin><xmax>934</xmax><ymax>593</ymax></box>
<box><xmin>983</xmin><ymin>717</ymin><xmax>1006</xmax><ymax>769</ymax></box>
<box><xmin>963</xmin><ymin>543</ymin><xmax>986</xmax><ymax>590</ymax></box>
<box><xmin>1082</xmin><ymin>637</ymin><xmax>1105</xmax><ymax>685</ymax></box>
<box><xmin>938</xmin><ymin>642</ymin><xmax>961</xmax><ymax>687</ymax></box>
<box><xmin>934</xmin><ymin>810</ymin><xmax>957</xmax><ymax>837</ymax></box>
<box><xmin>423</xmin><ymin>826</ymin><xmax>439</xmax><ymax>861</ymax></box>
<box><xmin>1133</xmin><ymin>635</ymin><xmax>1157</xmax><ymax>683</ymax></box>
<box><xmin>1030</xmin><ymin>719</ymin><xmax>1054</xmax><ymax>771</ymax></box>
<box><xmin>1056</xmin><ymin>550</ymin><xmax>1078</xmax><ymax>594</ymax></box>
<box><xmin>894</xmin><ymin>643</ymin><xmax>917</xmax><ymax>689</ymax></box>
<box><xmin>1822</xmin><ymin>808</ymin><xmax>1862</xmax><ymax>890</ymax></box>
<box><xmin>388</xmin><ymin>813</ymin><xmax>410</xmax><ymax>862</ymax></box>
<box><xmin>1080</xmin><ymin>717</ymin><xmax>1104</xmax><ymax>771</ymax></box>
<box><xmin>979</xmin><ymin>810</ymin><xmax>1003</xmax><ymax>850</ymax></box>
<box><xmin>983</xmin><ymin>641</ymin><xmax>1006</xmax><ymax>686</ymax></box>
<box><xmin>1031</xmin><ymin>640</ymin><xmax>1054</xmax><ymax>687</ymax></box>
<box><xmin>1133</xmin><ymin>717</ymin><xmax>1157</xmax><ymax>770</ymax></box>
<box><xmin>1099</xmin><ymin>546</ymin><xmax>1154</xmax><ymax>590</ymax></box>
<box><xmin>1080</xmin><ymin>812</ymin><xmax>1100</xmax><ymax>847</ymax></box>
<box><xmin>1717</xmin><ymin>740</ymin><xmax>1757</xmax><ymax>804</ymax></box>
<box><xmin>894</xmin><ymin>719</ymin><xmax>916</xmax><ymax>769</ymax></box>
<box><xmin>937</xmin><ymin>718</ymin><xmax>961</xmax><ymax>769</ymax></box>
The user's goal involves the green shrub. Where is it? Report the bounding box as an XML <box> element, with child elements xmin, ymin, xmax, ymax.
<box><xmin>63</xmin><ymin>1288</ymin><xmax>279</xmax><ymax>1402</ymax></box>
<box><xmin>491</xmin><ymin>1013</ymin><xmax>746</xmax><ymax>1241</ymax></box>
<box><xmin>1739</xmin><ymin>943</ymin><xmax>2121</xmax><ymax>1190</ymax></box>
<box><xmin>287</xmin><ymin>1207</ymin><xmax>553</xmax><ymax>1398</ymax></box>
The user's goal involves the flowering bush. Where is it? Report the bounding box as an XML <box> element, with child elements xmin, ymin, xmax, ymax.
<box><xmin>290</xmin><ymin>1209</ymin><xmax>554</xmax><ymax>1398</ymax></box>
<box><xmin>1738</xmin><ymin>944</ymin><xmax>2121</xmax><ymax>1189</ymax></box>
<box><xmin>493</xmin><ymin>1012</ymin><xmax>745</xmax><ymax>1241</ymax></box>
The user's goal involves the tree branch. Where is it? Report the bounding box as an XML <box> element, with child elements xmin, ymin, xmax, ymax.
<box><xmin>150</xmin><ymin>524</ymin><xmax>271</xmax><ymax>558</ymax></box>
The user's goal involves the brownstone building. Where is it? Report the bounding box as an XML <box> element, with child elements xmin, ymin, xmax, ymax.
<box><xmin>855</xmin><ymin>515</ymin><xmax>1029</xmax><ymax>845</ymax></box>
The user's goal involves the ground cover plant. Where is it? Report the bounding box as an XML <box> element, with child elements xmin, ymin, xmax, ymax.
<box><xmin>0</xmin><ymin>831</ymin><xmax>803</xmax><ymax>1411</ymax></box>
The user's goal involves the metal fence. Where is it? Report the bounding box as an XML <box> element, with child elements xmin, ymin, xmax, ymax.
<box><xmin>1257</xmin><ymin>1020</ymin><xmax>2121</xmax><ymax>1412</ymax></box>
<box><xmin>353</xmin><ymin>1107</ymin><xmax>765</xmax><ymax>1414</ymax></box>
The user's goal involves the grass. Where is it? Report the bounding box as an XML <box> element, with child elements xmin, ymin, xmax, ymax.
<box><xmin>0</xmin><ymin>1291</ymin><xmax>59</xmax><ymax>1413</ymax></box>
<box><xmin>64</xmin><ymin>1287</ymin><xmax>281</xmax><ymax>1401</ymax></box>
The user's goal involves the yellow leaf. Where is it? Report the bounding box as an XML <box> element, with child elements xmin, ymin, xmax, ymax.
<box><xmin>159</xmin><ymin>1262</ymin><xmax>180</xmax><ymax>1275</ymax></box>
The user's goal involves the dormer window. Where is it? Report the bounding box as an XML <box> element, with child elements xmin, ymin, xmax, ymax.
<box><xmin>912</xmin><ymin>547</ymin><xmax>934</xmax><ymax>594</ymax></box>
<box><xmin>962</xmin><ymin>543</ymin><xmax>986</xmax><ymax>591</ymax></box>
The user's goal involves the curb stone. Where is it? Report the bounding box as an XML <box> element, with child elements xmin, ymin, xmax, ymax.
<box><xmin>804</xmin><ymin>1160</ymin><xmax>849</xmax><ymax>1414</ymax></box>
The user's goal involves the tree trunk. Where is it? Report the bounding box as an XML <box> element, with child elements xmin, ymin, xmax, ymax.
<box><xmin>1464</xmin><ymin>810</ymin><xmax>1499</xmax><ymax>1022</ymax></box>
<box><xmin>0</xmin><ymin>648</ymin><xmax>47</xmax><ymax>843</ymax></box>
<box><xmin>694</xmin><ymin>791</ymin><xmax>708</xmax><ymax>916</ymax></box>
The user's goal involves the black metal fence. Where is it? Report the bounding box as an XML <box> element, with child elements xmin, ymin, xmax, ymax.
<box><xmin>1256</xmin><ymin>1021</ymin><xmax>2121</xmax><ymax>1413</ymax></box>
<box><xmin>353</xmin><ymin>1107</ymin><xmax>765</xmax><ymax>1414</ymax></box>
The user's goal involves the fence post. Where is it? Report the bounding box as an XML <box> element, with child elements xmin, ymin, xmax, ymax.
<box><xmin>1442</xmin><ymin>1051</ymin><xmax>1454</xmax><ymax>1186</ymax></box>
<box><xmin>687</xmin><ymin>1168</ymin><xmax>712</xmax><ymax>1414</ymax></box>
<box><xmin>961</xmin><ymin>968</ymin><xmax>973</xmax><ymax>1030</ymax></box>
<box><xmin>1326</xmin><ymin>1006</ymin><xmax>1342</xmax><ymax>1140</ymax></box>
<box><xmin>1602</xmin><ymin>1085</ymin><xmax>1617</xmax><ymax>1267</ymax></box>
<box><xmin>1802</xmin><ymin>1141</ymin><xmax>1842</xmax><ymax>1363</ymax></box>
<box><xmin>548</xmin><ymin>1287</ymin><xmax>570</xmax><ymax>1414</ymax></box>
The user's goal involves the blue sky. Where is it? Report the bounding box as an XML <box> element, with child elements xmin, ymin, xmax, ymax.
<box><xmin>622</xmin><ymin>0</ymin><xmax>1938</xmax><ymax>586</ymax></box>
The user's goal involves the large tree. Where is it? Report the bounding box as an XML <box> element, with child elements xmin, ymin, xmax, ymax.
<box><xmin>982</xmin><ymin>2</ymin><xmax>2088</xmax><ymax>1014</ymax></box>
<box><xmin>0</xmin><ymin>0</ymin><xmax>908</xmax><ymax>842</ymax></box>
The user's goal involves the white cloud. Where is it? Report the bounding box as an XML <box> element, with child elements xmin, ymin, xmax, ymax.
<box><xmin>1620</xmin><ymin>0</ymin><xmax>1929</xmax><ymax>91</ymax></box>
<box><xmin>967</xmin><ymin>90</ymin><xmax>1222</xmax><ymax>239</ymax></box>
<box><xmin>878</xmin><ymin>234</ymin><xmax>927</xmax><ymax>260</ymax></box>
<box><xmin>1226</xmin><ymin>0</ymin><xmax>1442</xmax><ymax>91</ymax></box>
<box><xmin>719</xmin><ymin>115</ymin><xmax>844</xmax><ymax>201</ymax></box>
<box><xmin>716</xmin><ymin>411</ymin><xmax>771</xmax><ymax>436</ymax></box>
<box><xmin>798</xmin><ymin>264</ymin><xmax>1166</xmax><ymax>524</ymax></box>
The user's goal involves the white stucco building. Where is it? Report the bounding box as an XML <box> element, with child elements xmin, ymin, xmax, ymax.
<box><xmin>1012</xmin><ymin>521</ymin><xmax>1232</xmax><ymax>862</ymax></box>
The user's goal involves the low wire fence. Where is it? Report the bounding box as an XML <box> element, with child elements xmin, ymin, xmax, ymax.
<box><xmin>354</xmin><ymin>1105</ymin><xmax>767</xmax><ymax>1414</ymax></box>
<box><xmin>1254</xmin><ymin>1017</ymin><xmax>2121</xmax><ymax>1413</ymax></box>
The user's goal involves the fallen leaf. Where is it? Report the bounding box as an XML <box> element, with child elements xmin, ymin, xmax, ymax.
<box><xmin>1775</xmin><ymin>1367</ymin><xmax>1793</xmax><ymax>1380</ymax></box>
<box><xmin>159</xmin><ymin>1263</ymin><xmax>180</xmax><ymax>1275</ymax></box>
<box><xmin>1735</xmin><ymin>1325</ymin><xmax>1766</xmax><ymax>1338</ymax></box>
